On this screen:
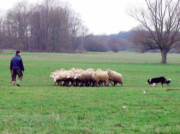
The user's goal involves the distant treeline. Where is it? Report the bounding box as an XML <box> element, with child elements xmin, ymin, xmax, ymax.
<box><xmin>84</xmin><ymin>32</ymin><xmax>134</xmax><ymax>52</ymax></box>
<box><xmin>0</xmin><ymin>0</ymin><xmax>87</xmax><ymax>52</ymax></box>
<box><xmin>0</xmin><ymin>0</ymin><xmax>137</xmax><ymax>53</ymax></box>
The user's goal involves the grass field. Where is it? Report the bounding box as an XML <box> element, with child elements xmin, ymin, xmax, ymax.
<box><xmin>0</xmin><ymin>50</ymin><xmax>180</xmax><ymax>133</ymax></box>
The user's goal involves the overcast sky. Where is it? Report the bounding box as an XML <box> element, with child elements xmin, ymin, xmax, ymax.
<box><xmin>0</xmin><ymin>0</ymin><xmax>145</xmax><ymax>35</ymax></box>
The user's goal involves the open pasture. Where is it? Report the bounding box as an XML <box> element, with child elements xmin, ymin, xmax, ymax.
<box><xmin>0</xmin><ymin>50</ymin><xmax>180</xmax><ymax>133</ymax></box>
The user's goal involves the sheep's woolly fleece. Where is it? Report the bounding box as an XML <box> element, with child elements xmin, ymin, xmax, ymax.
<box><xmin>50</xmin><ymin>68</ymin><xmax>123</xmax><ymax>87</ymax></box>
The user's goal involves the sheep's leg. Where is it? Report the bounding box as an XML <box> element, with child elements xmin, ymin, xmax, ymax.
<box><xmin>87</xmin><ymin>82</ymin><xmax>91</xmax><ymax>87</ymax></box>
<box><xmin>88</xmin><ymin>82</ymin><xmax>91</xmax><ymax>86</ymax></box>
<box><xmin>98</xmin><ymin>82</ymin><xmax>101</xmax><ymax>86</ymax></box>
<box><xmin>105</xmin><ymin>81</ymin><xmax>109</xmax><ymax>87</ymax></box>
<box><xmin>73</xmin><ymin>81</ymin><xmax>77</xmax><ymax>86</ymax></box>
<box><xmin>80</xmin><ymin>82</ymin><xmax>84</xmax><ymax>87</ymax></box>
<box><xmin>70</xmin><ymin>81</ymin><xmax>74</xmax><ymax>86</ymax></box>
<box><xmin>91</xmin><ymin>82</ymin><xmax>95</xmax><ymax>87</ymax></box>
<box><xmin>67</xmin><ymin>81</ymin><xmax>71</xmax><ymax>87</ymax></box>
<box><xmin>57</xmin><ymin>81</ymin><xmax>59</xmax><ymax>86</ymax></box>
<box><xmin>96</xmin><ymin>82</ymin><xmax>100</xmax><ymax>87</ymax></box>
<box><xmin>64</xmin><ymin>81</ymin><xmax>69</xmax><ymax>86</ymax></box>
<box><xmin>114</xmin><ymin>82</ymin><xmax>117</xmax><ymax>86</ymax></box>
<box><xmin>54</xmin><ymin>82</ymin><xmax>57</xmax><ymax>86</ymax></box>
<box><xmin>88</xmin><ymin>81</ymin><xmax>92</xmax><ymax>86</ymax></box>
<box><xmin>59</xmin><ymin>81</ymin><xmax>63</xmax><ymax>86</ymax></box>
<box><xmin>118</xmin><ymin>82</ymin><xmax>123</xmax><ymax>86</ymax></box>
<box><xmin>76</xmin><ymin>81</ymin><xmax>79</xmax><ymax>86</ymax></box>
<box><xmin>101</xmin><ymin>82</ymin><xmax>104</xmax><ymax>86</ymax></box>
<box><xmin>98</xmin><ymin>81</ymin><xmax>100</xmax><ymax>86</ymax></box>
<box><xmin>75</xmin><ymin>82</ymin><xmax>78</xmax><ymax>86</ymax></box>
<box><xmin>62</xmin><ymin>81</ymin><xmax>65</xmax><ymax>86</ymax></box>
<box><xmin>63</xmin><ymin>81</ymin><xmax>66</xmax><ymax>86</ymax></box>
<box><xmin>110</xmin><ymin>81</ymin><xmax>114</xmax><ymax>86</ymax></box>
<box><xmin>65</xmin><ymin>80</ymin><xmax>69</xmax><ymax>86</ymax></box>
<box><xmin>85</xmin><ymin>82</ymin><xmax>88</xmax><ymax>87</ymax></box>
<box><xmin>89</xmin><ymin>81</ymin><xmax>93</xmax><ymax>86</ymax></box>
<box><xmin>101</xmin><ymin>82</ymin><xmax>103</xmax><ymax>87</ymax></box>
<box><xmin>57</xmin><ymin>80</ymin><xmax>61</xmax><ymax>86</ymax></box>
<box><xmin>82</xmin><ymin>82</ymin><xmax>85</xmax><ymax>87</ymax></box>
<box><xmin>68</xmin><ymin>79</ymin><xmax>73</xmax><ymax>86</ymax></box>
<box><xmin>120</xmin><ymin>82</ymin><xmax>123</xmax><ymax>86</ymax></box>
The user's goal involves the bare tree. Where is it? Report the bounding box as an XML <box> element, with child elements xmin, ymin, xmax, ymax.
<box><xmin>0</xmin><ymin>0</ymin><xmax>85</xmax><ymax>53</ymax></box>
<box><xmin>0</xmin><ymin>11</ymin><xmax>5</xmax><ymax>49</ymax></box>
<box><xmin>30</xmin><ymin>0</ymin><xmax>77</xmax><ymax>52</ymax></box>
<box><xmin>6</xmin><ymin>1</ymin><xmax>31</xmax><ymax>50</ymax></box>
<box><xmin>129</xmin><ymin>0</ymin><xmax>180</xmax><ymax>63</ymax></box>
<box><xmin>69</xmin><ymin>12</ymin><xmax>82</xmax><ymax>51</ymax></box>
<box><xmin>80</xmin><ymin>25</ymin><xmax>89</xmax><ymax>52</ymax></box>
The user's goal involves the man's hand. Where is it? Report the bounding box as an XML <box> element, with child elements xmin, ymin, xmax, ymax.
<box><xmin>10</xmin><ymin>69</ymin><xmax>12</xmax><ymax>74</ymax></box>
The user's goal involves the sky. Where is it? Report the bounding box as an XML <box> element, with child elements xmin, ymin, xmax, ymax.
<box><xmin>0</xmin><ymin>0</ymin><xmax>145</xmax><ymax>35</ymax></box>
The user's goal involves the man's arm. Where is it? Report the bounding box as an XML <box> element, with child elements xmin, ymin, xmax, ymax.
<box><xmin>20</xmin><ymin>58</ymin><xmax>25</xmax><ymax>72</ymax></box>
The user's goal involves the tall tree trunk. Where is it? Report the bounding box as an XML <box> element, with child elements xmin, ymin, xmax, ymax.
<box><xmin>161</xmin><ymin>49</ymin><xmax>168</xmax><ymax>64</ymax></box>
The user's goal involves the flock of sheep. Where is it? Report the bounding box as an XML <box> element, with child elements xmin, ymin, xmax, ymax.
<box><xmin>50</xmin><ymin>68</ymin><xmax>123</xmax><ymax>87</ymax></box>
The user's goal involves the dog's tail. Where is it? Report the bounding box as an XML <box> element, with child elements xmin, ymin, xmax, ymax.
<box><xmin>165</xmin><ymin>79</ymin><xmax>171</xmax><ymax>84</ymax></box>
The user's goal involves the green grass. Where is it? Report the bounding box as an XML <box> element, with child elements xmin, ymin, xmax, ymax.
<box><xmin>0</xmin><ymin>50</ymin><xmax>180</xmax><ymax>133</ymax></box>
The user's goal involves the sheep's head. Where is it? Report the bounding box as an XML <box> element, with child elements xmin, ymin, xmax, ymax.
<box><xmin>91</xmin><ymin>72</ymin><xmax>97</xmax><ymax>80</ymax></box>
<box><xmin>70</xmin><ymin>68</ymin><xmax>76</xmax><ymax>71</ymax></box>
<box><xmin>60</xmin><ymin>68</ymin><xmax>65</xmax><ymax>71</ymax></box>
<box><xmin>107</xmin><ymin>69</ymin><xmax>112</xmax><ymax>75</ymax></box>
<box><xmin>86</xmin><ymin>68</ymin><xmax>94</xmax><ymax>72</ymax></box>
<box><xmin>50</xmin><ymin>72</ymin><xmax>56</xmax><ymax>78</ymax></box>
<box><xmin>53</xmin><ymin>77</ymin><xmax>57</xmax><ymax>82</ymax></box>
<box><xmin>50</xmin><ymin>73</ymin><xmax>54</xmax><ymax>78</ymax></box>
<box><xmin>74</xmin><ymin>74</ymin><xmax>81</xmax><ymax>80</ymax></box>
<box><xmin>67</xmin><ymin>72</ymin><xmax>74</xmax><ymax>79</ymax></box>
<box><xmin>67</xmin><ymin>74</ymin><xmax>71</xmax><ymax>79</ymax></box>
<box><xmin>96</xmin><ymin>69</ymin><xmax>102</xmax><ymax>72</ymax></box>
<box><xmin>53</xmin><ymin>74</ymin><xmax>61</xmax><ymax>82</ymax></box>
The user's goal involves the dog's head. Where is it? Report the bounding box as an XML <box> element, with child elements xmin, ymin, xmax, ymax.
<box><xmin>146</xmin><ymin>79</ymin><xmax>152</xmax><ymax>84</ymax></box>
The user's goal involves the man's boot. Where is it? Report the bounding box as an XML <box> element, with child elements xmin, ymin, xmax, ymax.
<box><xmin>17</xmin><ymin>79</ymin><xmax>21</xmax><ymax>87</ymax></box>
<box><xmin>12</xmin><ymin>81</ymin><xmax>15</xmax><ymax>86</ymax></box>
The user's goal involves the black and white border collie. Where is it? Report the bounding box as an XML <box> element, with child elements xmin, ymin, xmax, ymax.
<box><xmin>146</xmin><ymin>77</ymin><xmax>171</xmax><ymax>88</ymax></box>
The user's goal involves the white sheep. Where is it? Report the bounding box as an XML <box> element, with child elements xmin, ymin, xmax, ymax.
<box><xmin>107</xmin><ymin>69</ymin><xmax>123</xmax><ymax>86</ymax></box>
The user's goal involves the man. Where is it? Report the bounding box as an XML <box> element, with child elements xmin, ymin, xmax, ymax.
<box><xmin>10</xmin><ymin>51</ymin><xmax>25</xmax><ymax>86</ymax></box>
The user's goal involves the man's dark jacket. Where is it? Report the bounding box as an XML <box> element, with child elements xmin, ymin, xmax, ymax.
<box><xmin>10</xmin><ymin>55</ymin><xmax>25</xmax><ymax>71</ymax></box>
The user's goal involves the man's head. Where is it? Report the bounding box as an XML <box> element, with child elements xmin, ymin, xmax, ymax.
<box><xmin>16</xmin><ymin>51</ymin><xmax>21</xmax><ymax>55</ymax></box>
